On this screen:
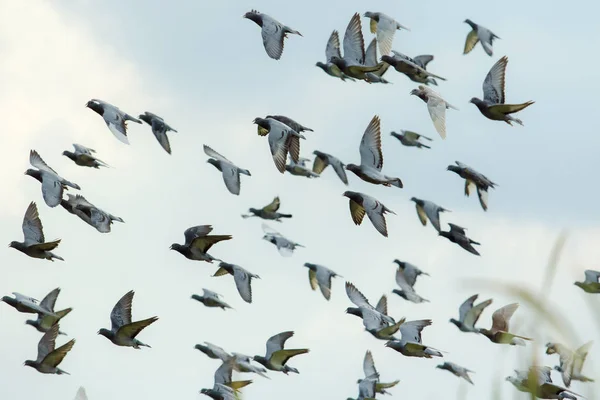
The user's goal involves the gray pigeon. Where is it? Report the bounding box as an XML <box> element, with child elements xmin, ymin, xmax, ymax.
<box><xmin>463</xmin><ymin>19</ymin><xmax>500</xmax><ymax>56</ymax></box>
<box><xmin>390</xmin><ymin>130</ymin><xmax>432</xmax><ymax>149</ymax></box>
<box><xmin>195</xmin><ymin>342</ymin><xmax>231</xmax><ymax>360</ymax></box>
<box><xmin>436</xmin><ymin>362</ymin><xmax>475</xmax><ymax>385</ymax></box>
<box><xmin>479</xmin><ymin>303</ymin><xmax>532</xmax><ymax>346</ymax></box>
<box><xmin>285</xmin><ymin>157</ymin><xmax>320</xmax><ymax>178</ymax></box>
<box><xmin>347</xmin><ymin>377</ymin><xmax>377</xmax><ymax>400</ymax></box>
<box><xmin>138</xmin><ymin>111</ymin><xmax>177</xmax><ymax>154</ymax></box>
<box><xmin>410</xmin><ymin>197</ymin><xmax>449</xmax><ymax>232</ymax></box>
<box><xmin>470</xmin><ymin>56</ymin><xmax>534</xmax><ymax>126</ymax></box>
<box><xmin>450</xmin><ymin>294</ymin><xmax>493</xmax><ymax>333</ymax></box>
<box><xmin>26</xmin><ymin>287</ymin><xmax>72</xmax><ymax>335</ymax></box>
<box><xmin>253</xmin><ymin>331</ymin><xmax>309</xmax><ymax>374</ymax></box>
<box><xmin>316</xmin><ymin>30</ymin><xmax>356</xmax><ymax>81</ymax></box>
<box><xmin>358</xmin><ymin>350</ymin><xmax>400</xmax><ymax>395</ymax></box>
<box><xmin>312</xmin><ymin>150</ymin><xmax>348</xmax><ymax>184</ymax></box>
<box><xmin>60</xmin><ymin>194</ymin><xmax>124</xmax><ymax>233</ymax></box>
<box><xmin>203</xmin><ymin>356</ymin><xmax>253</xmax><ymax>394</ymax></box>
<box><xmin>506</xmin><ymin>366</ymin><xmax>581</xmax><ymax>400</ymax></box>
<box><xmin>574</xmin><ymin>270</ymin><xmax>600</xmax><ymax>293</ymax></box>
<box><xmin>393</xmin><ymin>260</ymin><xmax>429</xmax><ymax>287</ymax></box>
<box><xmin>385</xmin><ymin>320</ymin><xmax>443</xmax><ymax>358</ymax></box>
<box><xmin>253</xmin><ymin>117</ymin><xmax>305</xmax><ymax>173</ymax></box>
<box><xmin>447</xmin><ymin>161</ymin><xmax>497</xmax><ymax>211</ymax></box>
<box><xmin>213</xmin><ymin>262</ymin><xmax>260</xmax><ymax>304</ymax></box>
<box><xmin>439</xmin><ymin>223</ymin><xmax>481</xmax><ymax>256</ymax></box>
<box><xmin>62</xmin><ymin>144</ymin><xmax>109</xmax><ymax>168</ymax></box>
<box><xmin>392</xmin><ymin>264</ymin><xmax>429</xmax><ymax>304</ymax></box>
<box><xmin>345</xmin><ymin>282</ymin><xmax>402</xmax><ymax>340</ymax></box>
<box><xmin>97</xmin><ymin>290</ymin><xmax>158</xmax><ymax>349</ymax></box>
<box><xmin>363</xmin><ymin>12</ymin><xmax>410</xmax><ymax>56</ymax></box>
<box><xmin>191</xmin><ymin>289</ymin><xmax>233</xmax><ymax>310</ymax></box>
<box><xmin>243</xmin><ymin>10</ymin><xmax>302</xmax><ymax>60</ymax></box>
<box><xmin>85</xmin><ymin>99</ymin><xmax>141</xmax><ymax>144</ymax></box>
<box><xmin>262</xmin><ymin>223</ymin><xmax>304</xmax><ymax>257</ymax></box>
<box><xmin>230</xmin><ymin>352</ymin><xmax>270</xmax><ymax>379</ymax></box>
<box><xmin>24</xmin><ymin>324</ymin><xmax>75</xmax><ymax>375</ymax></box>
<box><xmin>343</xmin><ymin>191</ymin><xmax>396</xmax><ymax>237</ymax></box>
<box><xmin>1</xmin><ymin>292</ymin><xmax>58</xmax><ymax>317</ymax></box>
<box><xmin>26</xmin><ymin>150</ymin><xmax>81</xmax><ymax>208</ymax></box>
<box><xmin>546</xmin><ymin>341</ymin><xmax>594</xmax><ymax>387</ymax></box>
<box><xmin>170</xmin><ymin>225</ymin><xmax>232</xmax><ymax>263</ymax></box>
<box><xmin>242</xmin><ymin>196</ymin><xmax>292</xmax><ymax>221</ymax></box>
<box><xmin>9</xmin><ymin>202</ymin><xmax>64</xmax><ymax>261</ymax></box>
<box><xmin>381</xmin><ymin>52</ymin><xmax>446</xmax><ymax>85</ymax></box>
<box><xmin>345</xmin><ymin>116</ymin><xmax>403</xmax><ymax>188</ymax></box>
<box><xmin>410</xmin><ymin>86</ymin><xmax>458</xmax><ymax>139</ymax></box>
<box><xmin>200</xmin><ymin>383</ymin><xmax>238</xmax><ymax>400</ymax></box>
<box><xmin>204</xmin><ymin>145</ymin><xmax>251</xmax><ymax>195</ymax></box>
<box><xmin>303</xmin><ymin>263</ymin><xmax>342</xmax><ymax>300</ymax></box>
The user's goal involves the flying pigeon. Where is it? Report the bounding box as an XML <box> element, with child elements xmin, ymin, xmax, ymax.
<box><xmin>382</xmin><ymin>52</ymin><xmax>446</xmax><ymax>85</ymax></box>
<box><xmin>347</xmin><ymin>377</ymin><xmax>378</xmax><ymax>400</ymax></box>
<box><xmin>253</xmin><ymin>117</ymin><xmax>305</xmax><ymax>173</ymax></box>
<box><xmin>345</xmin><ymin>282</ymin><xmax>402</xmax><ymax>340</ymax></box>
<box><xmin>302</xmin><ymin>263</ymin><xmax>342</xmax><ymax>300</ymax></box>
<box><xmin>24</xmin><ymin>324</ymin><xmax>75</xmax><ymax>375</ymax></box>
<box><xmin>262</xmin><ymin>223</ymin><xmax>304</xmax><ymax>257</ymax></box>
<box><xmin>439</xmin><ymin>223</ymin><xmax>481</xmax><ymax>256</ymax></box>
<box><xmin>359</xmin><ymin>350</ymin><xmax>400</xmax><ymax>395</ymax></box>
<box><xmin>191</xmin><ymin>289</ymin><xmax>233</xmax><ymax>310</ymax></box>
<box><xmin>463</xmin><ymin>19</ymin><xmax>500</xmax><ymax>56</ymax></box>
<box><xmin>363</xmin><ymin>12</ymin><xmax>410</xmax><ymax>56</ymax></box>
<box><xmin>243</xmin><ymin>10</ymin><xmax>302</xmax><ymax>60</ymax></box>
<box><xmin>230</xmin><ymin>353</ymin><xmax>270</xmax><ymax>379</ymax></box>
<box><xmin>546</xmin><ymin>341</ymin><xmax>595</xmax><ymax>387</ymax></box>
<box><xmin>436</xmin><ymin>362</ymin><xmax>475</xmax><ymax>385</ymax></box>
<box><xmin>574</xmin><ymin>270</ymin><xmax>600</xmax><ymax>293</ymax></box>
<box><xmin>343</xmin><ymin>191</ymin><xmax>396</xmax><ymax>237</ymax></box>
<box><xmin>195</xmin><ymin>342</ymin><xmax>231</xmax><ymax>360</ymax></box>
<box><xmin>479</xmin><ymin>303</ymin><xmax>532</xmax><ymax>346</ymax></box>
<box><xmin>385</xmin><ymin>319</ymin><xmax>443</xmax><ymax>358</ymax></box>
<box><xmin>329</xmin><ymin>13</ymin><xmax>386</xmax><ymax>82</ymax></box>
<box><xmin>203</xmin><ymin>357</ymin><xmax>253</xmax><ymax>394</ymax></box>
<box><xmin>470</xmin><ymin>56</ymin><xmax>534</xmax><ymax>126</ymax></box>
<box><xmin>97</xmin><ymin>290</ymin><xmax>158</xmax><ymax>349</ymax></box>
<box><xmin>200</xmin><ymin>383</ymin><xmax>238</xmax><ymax>400</ymax></box>
<box><xmin>1</xmin><ymin>292</ymin><xmax>57</xmax><ymax>317</ymax></box>
<box><xmin>242</xmin><ymin>196</ymin><xmax>292</xmax><ymax>221</ymax></box>
<box><xmin>170</xmin><ymin>225</ymin><xmax>232</xmax><ymax>263</ymax></box>
<box><xmin>447</xmin><ymin>161</ymin><xmax>497</xmax><ymax>211</ymax></box>
<box><xmin>392</xmin><ymin>264</ymin><xmax>429</xmax><ymax>304</ymax></box>
<box><xmin>450</xmin><ymin>294</ymin><xmax>493</xmax><ymax>333</ymax></box>
<box><xmin>60</xmin><ymin>194</ymin><xmax>124</xmax><ymax>233</ymax></box>
<box><xmin>26</xmin><ymin>287</ymin><xmax>72</xmax><ymax>335</ymax></box>
<box><xmin>26</xmin><ymin>150</ymin><xmax>81</xmax><ymax>208</ymax></box>
<box><xmin>258</xmin><ymin>115</ymin><xmax>313</xmax><ymax>135</ymax></box>
<box><xmin>213</xmin><ymin>262</ymin><xmax>260</xmax><ymax>304</ymax></box>
<box><xmin>9</xmin><ymin>202</ymin><xmax>64</xmax><ymax>261</ymax></box>
<box><xmin>62</xmin><ymin>144</ymin><xmax>109</xmax><ymax>168</ymax></box>
<box><xmin>138</xmin><ymin>112</ymin><xmax>177</xmax><ymax>154</ymax></box>
<box><xmin>393</xmin><ymin>260</ymin><xmax>429</xmax><ymax>287</ymax></box>
<box><xmin>312</xmin><ymin>150</ymin><xmax>348</xmax><ymax>185</ymax></box>
<box><xmin>506</xmin><ymin>366</ymin><xmax>581</xmax><ymax>400</ymax></box>
<box><xmin>253</xmin><ymin>331</ymin><xmax>309</xmax><ymax>374</ymax></box>
<box><xmin>316</xmin><ymin>30</ymin><xmax>356</xmax><ymax>81</ymax></box>
<box><xmin>85</xmin><ymin>99</ymin><xmax>141</xmax><ymax>144</ymax></box>
<box><xmin>390</xmin><ymin>131</ymin><xmax>433</xmax><ymax>149</ymax></box>
<box><xmin>204</xmin><ymin>145</ymin><xmax>251</xmax><ymax>195</ymax></box>
<box><xmin>285</xmin><ymin>157</ymin><xmax>320</xmax><ymax>178</ymax></box>
<box><xmin>410</xmin><ymin>197</ymin><xmax>449</xmax><ymax>232</ymax></box>
<box><xmin>345</xmin><ymin>116</ymin><xmax>403</xmax><ymax>188</ymax></box>
<box><xmin>410</xmin><ymin>86</ymin><xmax>457</xmax><ymax>139</ymax></box>
<box><xmin>363</xmin><ymin>38</ymin><xmax>391</xmax><ymax>84</ymax></box>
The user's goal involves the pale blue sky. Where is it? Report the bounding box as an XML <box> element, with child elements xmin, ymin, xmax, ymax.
<box><xmin>0</xmin><ymin>0</ymin><xmax>598</xmax><ymax>399</ymax></box>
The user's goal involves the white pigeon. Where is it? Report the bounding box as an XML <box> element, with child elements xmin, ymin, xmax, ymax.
<box><xmin>363</xmin><ymin>12</ymin><xmax>410</xmax><ymax>56</ymax></box>
<box><xmin>410</xmin><ymin>86</ymin><xmax>458</xmax><ymax>139</ymax></box>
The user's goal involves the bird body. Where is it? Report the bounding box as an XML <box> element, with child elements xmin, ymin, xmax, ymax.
<box><xmin>546</xmin><ymin>341</ymin><xmax>594</xmax><ymax>387</ymax></box>
<box><xmin>213</xmin><ymin>262</ymin><xmax>259</xmax><ymax>304</ymax></box>
<box><xmin>345</xmin><ymin>282</ymin><xmax>400</xmax><ymax>339</ymax></box>
<box><xmin>343</xmin><ymin>191</ymin><xmax>396</xmax><ymax>237</ymax></box>
<box><xmin>243</xmin><ymin>197</ymin><xmax>292</xmax><ymax>221</ymax></box>
<box><xmin>391</xmin><ymin>130</ymin><xmax>432</xmax><ymax>149</ymax></box>
<box><xmin>85</xmin><ymin>99</ymin><xmax>141</xmax><ymax>144</ymax></box>
<box><xmin>62</xmin><ymin>144</ymin><xmax>109</xmax><ymax>168</ymax></box>
<box><xmin>358</xmin><ymin>350</ymin><xmax>399</xmax><ymax>395</ymax></box>
<box><xmin>316</xmin><ymin>30</ymin><xmax>356</xmax><ymax>81</ymax></box>
<box><xmin>303</xmin><ymin>263</ymin><xmax>341</xmax><ymax>300</ymax></box>
<box><xmin>463</xmin><ymin>19</ymin><xmax>500</xmax><ymax>56</ymax></box>
<box><xmin>139</xmin><ymin>111</ymin><xmax>177</xmax><ymax>154</ymax></box>
<box><xmin>26</xmin><ymin>150</ymin><xmax>80</xmax><ymax>208</ymax></box>
<box><xmin>262</xmin><ymin>223</ymin><xmax>303</xmax><ymax>256</ymax></box>
<box><xmin>25</xmin><ymin>288</ymin><xmax>72</xmax><ymax>335</ymax></box>
<box><xmin>479</xmin><ymin>303</ymin><xmax>532</xmax><ymax>346</ymax></box>
<box><xmin>191</xmin><ymin>289</ymin><xmax>233</xmax><ymax>310</ymax></box>
<box><xmin>363</xmin><ymin>12</ymin><xmax>410</xmax><ymax>57</ymax></box>
<box><xmin>410</xmin><ymin>197</ymin><xmax>448</xmax><ymax>232</ymax></box>
<box><xmin>436</xmin><ymin>362</ymin><xmax>475</xmax><ymax>384</ymax></box>
<box><xmin>382</xmin><ymin>52</ymin><xmax>445</xmax><ymax>85</ymax></box>
<box><xmin>312</xmin><ymin>150</ymin><xmax>348</xmax><ymax>184</ymax></box>
<box><xmin>253</xmin><ymin>117</ymin><xmax>305</xmax><ymax>173</ymax></box>
<box><xmin>2</xmin><ymin>292</ymin><xmax>58</xmax><ymax>316</ymax></box>
<box><xmin>385</xmin><ymin>319</ymin><xmax>443</xmax><ymax>358</ymax></box>
<box><xmin>61</xmin><ymin>194</ymin><xmax>124</xmax><ymax>233</ymax></box>
<box><xmin>439</xmin><ymin>223</ymin><xmax>481</xmax><ymax>256</ymax></box>
<box><xmin>9</xmin><ymin>202</ymin><xmax>64</xmax><ymax>261</ymax></box>
<box><xmin>170</xmin><ymin>225</ymin><xmax>232</xmax><ymax>263</ymax></box>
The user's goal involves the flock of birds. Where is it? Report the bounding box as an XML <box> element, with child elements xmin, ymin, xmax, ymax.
<box><xmin>2</xmin><ymin>6</ymin><xmax>599</xmax><ymax>400</ymax></box>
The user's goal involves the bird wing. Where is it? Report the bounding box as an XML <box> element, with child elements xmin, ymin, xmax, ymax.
<box><xmin>361</xmin><ymin>307</ymin><xmax>387</xmax><ymax>331</ymax></box>
<box><xmin>483</xmin><ymin>56</ymin><xmax>507</xmax><ymax>104</ymax></box>
<box><xmin>374</xmin><ymin>14</ymin><xmax>396</xmax><ymax>57</ymax></box>
<box><xmin>40</xmin><ymin>288</ymin><xmax>60</xmax><ymax>312</ymax></box>
<box><xmin>345</xmin><ymin>282</ymin><xmax>372</xmax><ymax>308</ymax></box>
<box><xmin>464</xmin><ymin>298</ymin><xmax>493</xmax><ymax>329</ymax></box>
<box><xmin>584</xmin><ymin>270</ymin><xmax>600</xmax><ymax>283</ymax></box>
<box><xmin>364</xmin><ymin>38</ymin><xmax>378</xmax><ymax>67</ymax></box>
<box><xmin>183</xmin><ymin>225</ymin><xmax>213</xmax><ymax>246</ymax></box>
<box><xmin>205</xmin><ymin>342</ymin><xmax>232</xmax><ymax>361</ymax></box>
<box><xmin>118</xmin><ymin>316</ymin><xmax>158</xmax><ymax>339</ymax></box>
<box><xmin>267</xmin><ymin>125</ymin><xmax>292</xmax><ymax>173</ymax></box>
<box><xmin>110</xmin><ymin>290</ymin><xmax>134</xmax><ymax>330</ymax></box>
<box><xmin>330</xmin><ymin>157</ymin><xmax>349</xmax><ymax>184</ymax></box>
<box><xmin>214</xmin><ymin>358</ymin><xmax>235</xmax><ymax>385</ymax></box>
<box><xmin>312</xmin><ymin>153</ymin><xmax>329</xmax><ymax>174</ymax></box>
<box><xmin>191</xmin><ymin>234</ymin><xmax>232</xmax><ymax>253</ymax></box>
<box><xmin>364</xmin><ymin>199</ymin><xmax>389</xmax><ymax>237</ymax></box>
<box><xmin>261</xmin><ymin>17</ymin><xmax>286</xmax><ymax>60</ymax></box>
<box><xmin>463</xmin><ymin>29</ymin><xmax>480</xmax><ymax>54</ymax></box>
<box><xmin>30</xmin><ymin>150</ymin><xmax>57</xmax><ymax>174</ymax></box>
<box><xmin>102</xmin><ymin>106</ymin><xmax>130</xmax><ymax>144</ymax></box>
<box><xmin>399</xmin><ymin>319</ymin><xmax>432</xmax><ymax>344</ymax></box>
<box><xmin>262</xmin><ymin>223</ymin><xmax>283</xmax><ymax>237</ymax></box>
<box><xmin>349</xmin><ymin>199</ymin><xmax>366</xmax><ymax>226</ymax></box>
<box><xmin>422</xmin><ymin>201</ymin><xmax>443</xmax><ymax>232</ymax></box>
<box><xmin>72</xmin><ymin>144</ymin><xmax>94</xmax><ymax>155</ymax></box>
<box><xmin>265</xmin><ymin>331</ymin><xmax>295</xmax><ymax>359</ymax></box>
<box><xmin>151</xmin><ymin>118</ymin><xmax>172</xmax><ymax>154</ymax></box>
<box><xmin>573</xmin><ymin>341</ymin><xmax>593</xmax><ymax>374</ymax></box>
<box><xmin>22</xmin><ymin>202</ymin><xmax>45</xmax><ymax>244</ymax></box>
<box><xmin>402</xmin><ymin>131</ymin><xmax>421</xmax><ymax>141</ymax></box>
<box><xmin>315</xmin><ymin>267</ymin><xmax>333</xmax><ymax>300</ymax></box>
<box><xmin>477</xmin><ymin>186</ymin><xmax>489</xmax><ymax>211</ymax></box>
<box><xmin>325</xmin><ymin>30</ymin><xmax>342</xmax><ymax>61</ymax></box>
<box><xmin>308</xmin><ymin>269</ymin><xmax>318</xmax><ymax>291</ymax></box>
<box><xmin>220</xmin><ymin>163</ymin><xmax>242</xmax><ymax>196</ymax></box>
<box><xmin>375</xmin><ymin>295</ymin><xmax>388</xmax><ymax>315</ymax></box>
<box><xmin>415</xmin><ymin>203</ymin><xmax>428</xmax><ymax>227</ymax></box>
<box><xmin>270</xmin><ymin>349</ymin><xmax>309</xmax><ymax>369</ymax></box>
<box><xmin>37</xmin><ymin>324</ymin><xmax>59</xmax><ymax>362</ymax></box>
<box><xmin>413</xmin><ymin>55</ymin><xmax>434</xmax><ymax>69</ymax></box>
<box><xmin>448</xmin><ymin>223</ymin><xmax>467</xmax><ymax>236</ymax></box>
<box><xmin>204</xmin><ymin>145</ymin><xmax>233</xmax><ymax>164</ymax></box>
<box><xmin>202</xmin><ymin>288</ymin><xmax>223</xmax><ymax>299</ymax></box>
<box><xmin>456</xmin><ymin>294</ymin><xmax>478</xmax><ymax>324</ymax></box>
<box><xmin>359</xmin><ymin>116</ymin><xmax>383</xmax><ymax>170</ymax></box>
<box><xmin>395</xmin><ymin>267</ymin><xmax>415</xmax><ymax>291</ymax></box>
<box><xmin>233</xmin><ymin>267</ymin><xmax>254</xmax><ymax>303</ymax></box>
<box><xmin>426</xmin><ymin>96</ymin><xmax>447</xmax><ymax>139</ymax></box>
<box><xmin>401</xmin><ymin>263</ymin><xmax>421</xmax><ymax>287</ymax></box>
<box><xmin>491</xmin><ymin>303</ymin><xmax>518</xmax><ymax>333</ymax></box>
<box><xmin>343</xmin><ymin>13</ymin><xmax>366</xmax><ymax>65</ymax></box>
<box><xmin>41</xmin><ymin>174</ymin><xmax>64</xmax><ymax>208</ymax></box>
<box><xmin>42</xmin><ymin>338</ymin><xmax>75</xmax><ymax>368</ymax></box>
<box><xmin>363</xmin><ymin>350</ymin><xmax>379</xmax><ymax>379</ymax></box>
<box><xmin>262</xmin><ymin>197</ymin><xmax>281</xmax><ymax>213</ymax></box>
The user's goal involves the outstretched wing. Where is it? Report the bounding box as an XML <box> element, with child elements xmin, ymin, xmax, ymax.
<box><xmin>359</xmin><ymin>116</ymin><xmax>383</xmax><ymax>170</ymax></box>
<box><xmin>325</xmin><ymin>30</ymin><xmax>342</xmax><ymax>61</ymax></box>
<box><xmin>110</xmin><ymin>290</ymin><xmax>134</xmax><ymax>331</ymax></box>
<box><xmin>491</xmin><ymin>303</ymin><xmax>518</xmax><ymax>333</ymax></box>
<box><xmin>399</xmin><ymin>319</ymin><xmax>432</xmax><ymax>344</ymax></box>
<box><xmin>262</xmin><ymin>197</ymin><xmax>281</xmax><ymax>213</ymax></box>
<box><xmin>343</xmin><ymin>13</ymin><xmax>366</xmax><ymax>65</ymax></box>
<box><xmin>483</xmin><ymin>56</ymin><xmax>507</xmax><ymax>104</ymax></box>
<box><xmin>22</xmin><ymin>201</ymin><xmax>45</xmax><ymax>244</ymax></box>
<box><xmin>265</xmin><ymin>331</ymin><xmax>295</xmax><ymax>359</ymax></box>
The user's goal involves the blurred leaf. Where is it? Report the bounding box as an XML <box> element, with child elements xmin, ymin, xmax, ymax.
<box><xmin>540</xmin><ymin>231</ymin><xmax>568</xmax><ymax>298</ymax></box>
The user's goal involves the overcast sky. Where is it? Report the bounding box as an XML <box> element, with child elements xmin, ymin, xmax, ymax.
<box><xmin>1</xmin><ymin>0</ymin><xmax>599</xmax><ymax>399</ymax></box>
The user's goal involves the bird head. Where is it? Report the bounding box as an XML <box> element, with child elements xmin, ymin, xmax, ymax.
<box><xmin>138</xmin><ymin>113</ymin><xmax>152</xmax><ymax>125</ymax></box>
<box><xmin>409</xmin><ymin>197</ymin><xmax>418</xmax><ymax>203</ymax></box>
<box><xmin>243</xmin><ymin>10</ymin><xmax>261</xmax><ymax>25</ymax></box>
<box><xmin>384</xmin><ymin>341</ymin><xmax>394</xmax><ymax>348</ymax></box>
<box><xmin>344</xmin><ymin>164</ymin><xmax>360</xmax><ymax>173</ymax></box>
<box><xmin>409</xmin><ymin>88</ymin><xmax>420</xmax><ymax>97</ymax></box>
<box><xmin>248</xmin><ymin>208</ymin><xmax>259</xmax><ymax>214</ymax></box>
<box><xmin>345</xmin><ymin>307</ymin><xmax>362</xmax><ymax>318</ymax></box>
<box><xmin>169</xmin><ymin>243</ymin><xmax>184</xmax><ymax>253</ymax></box>
<box><xmin>446</xmin><ymin>165</ymin><xmax>460</xmax><ymax>174</ymax></box>
<box><xmin>253</xmin><ymin>117</ymin><xmax>267</xmax><ymax>127</ymax></box>
<box><xmin>315</xmin><ymin>61</ymin><xmax>326</xmax><ymax>69</ymax></box>
<box><xmin>449</xmin><ymin>318</ymin><xmax>459</xmax><ymax>326</ymax></box>
<box><xmin>574</xmin><ymin>281</ymin><xmax>584</xmax><ymax>289</ymax></box>
<box><xmin>206</xmin><ymin>158</ymin><xmax>219</xmax><ymax>168</ymax></box>
<box><xmin>380</xmin><ymin>55</ymin><xmax>394</xmax><ymax>65</ymax></box>
<box><xmin>469</xmin><ymin>97</ymin><xmax>481</xmax><ymax>105</ymax></box>
<box><xmin>97</xmin><ymin>328</ymin><xmax>111</xmax><ymax>338</ymax></box>
<box><xmin>393</xmin><ymin>259</ymin><xmax>404</xmax><ymax>267</ymax></box>
<box><xmin>545</xmin><ymin>343</ymin><xmax>557</xmax><ymax>354</ymax></box>
<box><xmin>85</xmin><ymin>100</ymin><xmax>102</xmax><ymax>115</ymax></box>
<box><xmin>252</xmin><ymin>355</ymin><xmax>267</xmax><ymax>366</ymax></box>
<box><xmin>8</xmin><ymin>241</ymin><xmax>18</xmax><ymax>248</ymax></box>
<box><xmin>435</xmin><ymin>364</ymin><xmax>445</xmax><ymax>370</ymax></box>
<box><xmin>363</xmin><ymin>11</ymin><xmax>374</xmax><ymax>18</ymax></box>
<box><xmin>23</xmin><ymin>360</ymin><xmax>35</xmax><ymax>368</ymax></box>
<box><xmin>61</xmin><ymin>150</ymin><xmax>76</xmax><ymax>161</ymax></box>
<box><xmin>25</xmin><ymin>320</ymin><xmax>35</xmax><ymax>327</ymax></box>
